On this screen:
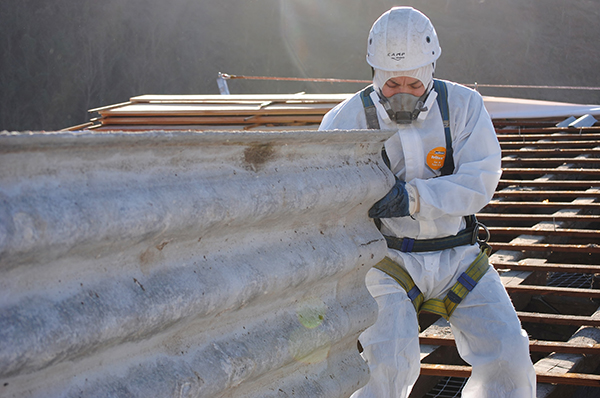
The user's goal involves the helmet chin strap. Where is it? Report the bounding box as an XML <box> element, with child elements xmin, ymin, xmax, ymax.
<box><xmin>377</xmin><ymin>89</ymin><xmax>430</xmax><ymax>124</ymax></box>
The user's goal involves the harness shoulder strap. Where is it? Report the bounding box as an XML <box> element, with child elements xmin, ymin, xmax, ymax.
<box><xmin>433</xmin><ymin>79</ymin><xmax>454</xmax><ymax>176</ymax></box>
<box><xmin>360</xmin><ymin>85</ymin><xmax>381</xmax><ymax>130</ymax></box>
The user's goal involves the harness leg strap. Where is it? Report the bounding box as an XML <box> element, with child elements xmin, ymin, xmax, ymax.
<box><xmin>373</xmin><ymin>247</ymin><xmax>491</xmax><ymax>321</ymax></box>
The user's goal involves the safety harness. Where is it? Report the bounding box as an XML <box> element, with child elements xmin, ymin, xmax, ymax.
<box><xmin>376</xmin><ymin>214</ymin><xmax>492</xmax><ymax>320</ymax></box>
<box><xmin>361</xmin><ymin>78</ymin><xmax>492</xmax><ymax>320</ymax></box>
<box><xmin>375</xmin><ymin>245</ymin><xmax>491</xmax><ymax>321</ymax></box>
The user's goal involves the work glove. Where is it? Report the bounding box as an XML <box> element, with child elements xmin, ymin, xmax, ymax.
<box><xmin>368</xmin><ymin>178</ymin><xmax>410</xmax><ymax>219</ymax></box>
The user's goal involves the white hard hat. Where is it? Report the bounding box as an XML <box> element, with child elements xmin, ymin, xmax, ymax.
<box><xmin>367</xmin><ymin>7</ymin><xmax>441</xmax><ymax>72</ymax></box>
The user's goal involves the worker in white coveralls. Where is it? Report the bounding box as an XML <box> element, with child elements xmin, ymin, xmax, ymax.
<box><xmin>319</xmin><ymin>7</ymin><xmax>536</xmax><ymax>398</ymax></box>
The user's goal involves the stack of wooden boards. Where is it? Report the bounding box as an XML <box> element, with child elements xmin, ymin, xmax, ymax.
<box><xmin>78</xmin><ymin>93</ymin><xmax>352</xmax><ymax>131</ymax></box>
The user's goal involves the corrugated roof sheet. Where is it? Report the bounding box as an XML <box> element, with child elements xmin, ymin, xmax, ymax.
<box><xmin>69</xmin><ymin>92</ymin><xmax>600</xmax><ymax>397</ymax></box>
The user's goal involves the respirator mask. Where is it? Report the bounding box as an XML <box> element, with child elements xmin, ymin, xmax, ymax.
<box><xmin>372</xmin><ymin>63</ymin><xmax>436</xmax><ymax>125</ymax></box>
<box><xmin>378</xmin><ymin>90</ymin><xmax>429</xmax><ymax>124</ymax></box>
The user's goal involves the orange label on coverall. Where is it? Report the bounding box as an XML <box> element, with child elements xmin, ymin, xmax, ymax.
<box><xmin>426</xmin><ymin>147</ymin><xmax>446</xmax><ymax>170</ymax></box>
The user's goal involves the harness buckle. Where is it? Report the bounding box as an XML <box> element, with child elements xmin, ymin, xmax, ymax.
<box><xmin>470</xmin><ymin>221</ymin><xmax>491</xmax><ymax>245</ymax></box>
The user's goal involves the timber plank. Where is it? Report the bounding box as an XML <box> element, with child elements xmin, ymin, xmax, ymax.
<box><xmin>129</xmin><ymin>93</ymin><xmax>352</xmax><ymax>103</ymax></box>
<box><xmin>419</xmin><ymin>336</ymin><xmax>600</xmax><ymax>355</ymax></box>
<box><xmin>99</xmin><ymin>103</ymin><xmax>337</xmax><ymax>117</ymax></box>
<box><xmin>420</xmin><ymin>364</ymin><xmax>600</xmax><ymax>387</ymax></box>
<box><xmin>491</xmin><ymin>260</ymin><xmax>600</xmax><ymax>274</ymax></box>
<box><xmin>99</xmin><ymin>115</ymin><xmax>324</xmax><ymax>125</ymax></box>
<box><xmin>517</xmin><ymin>312</ymin><xmax>600</xmax><ymax>327</ymax></box>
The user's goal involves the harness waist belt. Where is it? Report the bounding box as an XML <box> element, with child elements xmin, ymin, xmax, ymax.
<box><xmin>384</xmin><ymin>225</ymin><xmax>477</xmax><ymax>253</ymax></box>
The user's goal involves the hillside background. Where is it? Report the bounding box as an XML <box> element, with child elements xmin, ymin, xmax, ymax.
<box><xmin>2</xmin><ymin>0</ymin><xmax>599</xmax><ymax>131</ymax></box>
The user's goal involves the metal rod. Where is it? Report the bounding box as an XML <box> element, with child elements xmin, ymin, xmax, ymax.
<box><xmin>536</xmin><ymin>372</ymin><xmax>600</xmax><ymax>387</ymax></box>
<box><xmin>485</xmin><ymin>226</ymin><xmax>599</xmax><ymax>238</ymax></box>
<box><xmin>420</xmin><ymin>364</ymin><xmax>600</xmax><ymax>387</ymax></box>
<box><xmin>501</xmin><ymin>148</ymin><xmax>600</xmax><ymax>156</ymax></box>
<box><xmin>420</xmin><ymin>364</ymin><xmax>471</xmax><ymax>378</ymax></box>
<box><xmin>477</xmin><ymin>213</ymin><xmax>599</xmax><ymax>222</ymax></box>
<box><xmin>501</xmin><ymin>168</ymin><xmax>600</xmax><ymax>175</ymax></box>
<box><xmin>217</xmin><ymin>73</ymin><xmax>372</xmax><ymax>84</ymax></box>
<box><xmin>497</xmin><ymin>179</ymin><xmax>600</xmax><ymax>188</ymax></box>
<box><xmin>491</xmin><ymin>260</ymin><xmax>600</xmax><ymax>273</ymax></box>
<box><xmin>502</xmin><ymin>158</ymin><xmax>600</xmax><ymax>165</ymax></box>
<box><xmin>516</xmin><ymin>312</ymin><xmax>600</xmax><ymax>327</ymax></box>
<box><xmin>494</xmin><ymin>190</ymin><xmax>599</xmax><ymax>198</ymax></box>
<box><xmin>215</xmin><ymin>75</ymin><xmax>600</xmax><ymax>92</ymax></box>
<box><xmin>497</xmin><ymin>133</ymin><xmax>600</xmax><ymax>140</ymax></box>
<box><xmin>507</xmin><ymin>285</ymin><xmax>600</xmax><ymax>298</ymax></box>
<box><xmin>419</xmin><ymin>336</ymin><xmax>600</xmax><ymax>355</ymax></box>
<box><xmin>486</xmin><ymin>201</ymin><xmax>600</xmax><ymax>209</ymax></box>
<box><xmin>500</xmin><ymin>141</ymin><xmax>600</xmax><ymax>148</ymax></box>
<box><xmin>494</xmin><ymin>122</ymin><xmax>568</xmax><ymax>129</ymax></box>
<box><xmin>475</xmin><ymin>83</ymin><xmax>600</xmax><ymax>90</ymax></box>
<box><xmin>489</xmin><ymin>242</ymin><xmax>600</xmax><ymax>254</ymax></box>
<box><xmin>496</xmin><ymin>127</ymin><xmax>600</xmax><ymax>134</ymax></box>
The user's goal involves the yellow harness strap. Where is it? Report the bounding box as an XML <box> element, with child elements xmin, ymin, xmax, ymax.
<box><xmin>374</xmin><ymin>246</ymin><xmax>491</xmax><ymax>321</ymax></box>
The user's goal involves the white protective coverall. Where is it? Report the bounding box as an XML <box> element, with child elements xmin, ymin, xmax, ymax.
<box><xmin>319</xmin><ymin>80</ymin><xmax>536</xmax><ymax>398</ymax></box>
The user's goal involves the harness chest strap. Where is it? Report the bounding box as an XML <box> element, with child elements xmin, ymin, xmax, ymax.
<box><xmin>374</xmin><ymin>247</ymin><xmax>491</xmax><ymax>321</ymax></box>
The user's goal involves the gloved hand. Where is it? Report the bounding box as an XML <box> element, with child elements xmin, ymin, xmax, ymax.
<box><xmin>368</xmin><ymin>178</ymin><xmax>410</xmax><ymax>219</ymax></box>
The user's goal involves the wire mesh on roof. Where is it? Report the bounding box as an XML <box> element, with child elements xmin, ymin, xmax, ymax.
<box><xmin>423</xmin><ymin>377</ymin><xmax>467</xmax><ymax>398</ymax></box>
<box><xmin>547</xmin><ymin>272</ymin><xmax>593</xmax><ymax>289</ymax></box>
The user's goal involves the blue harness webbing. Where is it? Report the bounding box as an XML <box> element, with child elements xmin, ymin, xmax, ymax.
<box><xmin>359</xmin><ymin>85</ymin><xmax>381</xmax><ymax>130</ymax></box>
<box><xmin>383</xmin><ymin>215</ymin><xmax>478</xmax><ymax>253</ymax></box>
<box><xmin>432</xmin><ymin>79</ymin><xmax>455</xmax><ymax>176</ymax></box>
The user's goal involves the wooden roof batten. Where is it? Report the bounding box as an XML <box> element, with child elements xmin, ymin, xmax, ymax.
<box><xmin>414</xmin><ymin>118</ymin><xmax>600</xmax><ymax>397</ymax></box>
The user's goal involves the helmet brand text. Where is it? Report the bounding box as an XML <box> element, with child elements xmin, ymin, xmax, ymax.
<box><xmin>388</xmin><ymin>52</ymin><xmax>406</xmax><ymax>61</ymax></box>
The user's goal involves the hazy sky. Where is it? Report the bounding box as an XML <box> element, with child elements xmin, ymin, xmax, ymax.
<box><xmin>2</xmin><ymin>0</ymin><xmax>599</xmax><ymax>130</ymax></box>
